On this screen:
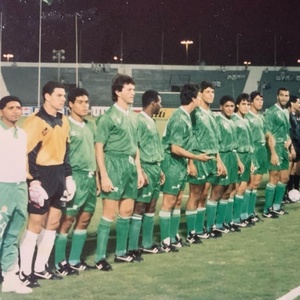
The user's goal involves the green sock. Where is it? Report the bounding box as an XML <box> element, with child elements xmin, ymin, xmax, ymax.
<box><xmin>159</xmin><ymin>210</ymin><xmax>171</xmax><ymax>244</ymax></box>
<box><xmin>206</xmin><ymin>201</ymin><xmax>217</xmax><ymax>232</ymax></box>
<box><xmin>216</xmin><ymin>200</ymin><xmax>228</xmax><ymax>229</ymax></box>
<box><xmin>54</xmin><ymin>233</ymin><xmax>68</xmax><ymax>267</ymax></box>
<box><xmin>142</xmin><ymin>213</ymin><xmax>155</xmax><ymax>249</ymax></box>
<box><xmin>273</xmin><ymin>182</ymin><xmax>287</xmax><ymax>210</ymax></box>
<box><xmin>233</xmin><ymin>195</ymin><xmax>243</xmax><ymax>223</ymax></box>
<box><xmin>225</xmin><ymin>198</ymin><xmax>234</xmax><ymax>224</ymax></box>
<box><xmin>115</xmin><ymin>215</ymin><xmax>130</xmax><ymax>256</ymax></box>
<box><xmin>170</xmin><ymin>209</ymin><xmax>181</xmax><ymax>243</ymax></box>
<box><xmin>248</xmin><ymin>190</ymin><xmax>257</xmax><ymax>217</ymax></box>
<box><xmin>95</xmin><ymin>217</ymin><xmax>112</xmax><ymax>262</ymax></box>
<box><xmin>264</xmin><ymin>183</ymin><xmax>276</xmax><ymax>213</ymax></box>
<box><xmin>195</xmin><ymin>208</ymin><xmax>206</xmax><ymax>234</ymax></box>
<box><xmin>186</xmin><ymin>210</ymin><xmax>197</xmax><ymax>235</ymax></box>
<box><xmin>69</xmin><ymin>230</ymin><xmax>87</xmax><ymax>265</ymax></box>
<box><xmin>240</xmin><ymin>190</ymin><xmax>251</xmax><ymax>220</ymax></box>
<box><xmin>128</xmin><ymin>214</ymin><xmax>143</xmax><ymax>251</ymax></box>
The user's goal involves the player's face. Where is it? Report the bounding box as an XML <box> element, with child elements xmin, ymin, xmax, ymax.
<box><xmin>237</xmin><ymin>100</ymin><xmax>250</xmax><ymax>115</ymax></box>
<box><xmin>277</xmin><ymin>90</ymin><xmax>289</xmax><ymax>107</ymax></box>
<box><xmin>0</xmin><ymin>101</ymin><xmax>22</xmax><ymax>127</ymax></box>
<box><xmin>221</xmin><ymin>101</ymin><xmax>235</xmax><ymax>118</ymax></box>
<box><xmin>200</xmin><ymin>87</ymin><xmax>215</xmax><ymax>105</ymax></box>
<box><xmin>252</xmin><ymin>95</ymin><xmax>263</xmax><ymax>111</ymax></box>
<box><xmin>117</xmin><ymin>83</ymin><xmax>135</xmax><ymax>105</ymax></box>
<box><xmin>45</xmin><ymin>88</ymin><xmax>66</xmax><ymax>111</ymax></box>
<box><xmin>152</xmin><ymin>96</ymin><xmax>162</xmax><ymax>115</ymax></box>
<box><xmin>70</xmin><ymin>95</ymin><xmax>89</xmax><ymax>117</ymax></box>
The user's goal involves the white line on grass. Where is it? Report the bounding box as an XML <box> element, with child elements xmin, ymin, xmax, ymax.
<box><xmin>277</xmin><ymin>286</ymin><xmax>300</xmax><ymax>300</ymax></box>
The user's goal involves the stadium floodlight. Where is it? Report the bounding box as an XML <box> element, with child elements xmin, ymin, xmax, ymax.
<box><xmin>180</xmin><ymin>40</ymin><xmax>193</xmax><ymax>64</ymax></box>
<box><xmin>3</xmin><ymin>53</ymin><xmax>13</xmax><ymax>61</ymax></box>
<box><xmin>244</xmin><ymin>61</ymin><xmax>251</xmax><ymax>70</ymax></box>
<box><xmin>52</xmin><ymin>49</ymin><xmax>65</xmax><ymax>82</ymax></box>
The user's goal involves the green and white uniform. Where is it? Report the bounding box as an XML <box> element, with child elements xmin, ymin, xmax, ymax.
<box><xmin>137</xmin><ymin>111</ymin><xmax>164</xmax><ymax>203</ymax></box>
<box><xmin>187</xmin><ymin>107</ymin><xmax>219</xmax><ymax>185</ymax></box>
<box><xmin>245</xmin><ymin>111</ymin><xmax>268</xmax><ymax>175</ymax></box>
<box><xmin>212</xmin><ymin>113</ymin><xmax>238</xmax><ymax>186</ymax></box>
<box><xmin>0</xmin><ymin>120</ymin><xmax>28</xmax><ymax>273</ymax></box>
<box><xmin>264</xmin><ymin>104</ymin><xmax>290</xmax><ymax>171</ymax></box>
<box><xmin>161</xmin><ymin>106</ymin><xmax>194</xmax><ymax>195</ymax></box>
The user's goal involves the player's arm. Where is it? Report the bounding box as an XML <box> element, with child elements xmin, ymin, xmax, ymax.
<box><xmin>135</xmin><ymin>148</ymin><xmax>145</xmax><ymax>189</ymax></box>
<box><xmin>216</xmin><ymin>153</ymin><xmax>227</xmax><ymax>176</ymax></box>
<box><xmin>265</xmin><ymin>132</ymin><xmax>279</xmax><ymax>166</ymax></box>
<box><xmin>170</xmin><ymin>144</ymin><xmax>212</xmax><ymax>161</ymax></box>
<box><xmin>95</xmin><ymin>142</ymin><xmax>114</xmax><ymax>192</ymax></box>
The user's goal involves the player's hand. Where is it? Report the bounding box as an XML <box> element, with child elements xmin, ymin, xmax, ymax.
<box><xmin>238</xmin><ymin>161</ymin><xmax>244</xmax><ymax>174</ymax></box>
<box><xmin>217</xmin><ymin>161</ymin><xmax>227</xmax><ymax>177</ymax></box>
<box><xmin>160</xmin><ymin>171</ymin><xmax>165</xmax><ymax>185</ymax></box>
<box><xmin>142</xmin><ymin>169</ymin><xmax>149</xmax><ymax>186</ymax></box>
<box><xmin>66</xmin><ymin>176</ymin><xmax>76</xmax><ymax>201</ymax></box>
<box><xmin>101</xmin><ymin>175</ymin><xmax>115</xmax><ymax>193</ymax></box>
<box><xmin>195</xmin><ymin>153</ymin><xmax>213</xmax><ymax>162</ymax></box>
<box><xmin>250</xmin><ymin>163</ymin><xmax>255</xmax><ymax>174</ymax></box>
<box><xmin>270</xmin><ymin>153</ymin><xmax>279</xmax><ymax>166</ymax></box>
<box><xmin>29</xmin><ymin>180</ymin><xmax>48</xmax><ymax>207</ymax></box>
<box><xmin>188</xmin><ymin>161</ymin><xmax>197</xmax><ymax>177</ymax></box>
<box><xmin>137</xmin><ymin>169</ymin><xmax>145</xmax><ymax>189</ymax></box>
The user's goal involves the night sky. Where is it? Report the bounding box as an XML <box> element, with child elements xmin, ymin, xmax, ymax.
<box><xmin>1</xmin><ymin>0</ymin><xmax>299</xmax><ymax>66</ymax></box>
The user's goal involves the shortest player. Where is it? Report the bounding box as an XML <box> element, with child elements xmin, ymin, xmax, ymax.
<box><xmin>54</xmin><ymin>88</ymin><xmax>100</xmax><ymax>274</ymax></box>
<box><xmin>127</xmin><ymin>90</ymin><xmax>165</xmax><ymax>260</ymax></box>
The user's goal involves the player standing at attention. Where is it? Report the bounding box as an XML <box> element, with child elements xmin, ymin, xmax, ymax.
<box><xmin>186</xmin><ymin>81</ymin><xmax>227</xmax><ymax>240</ymax></box>
<box><xmin>159</xmin><ymin>83</ymin><xmax>212</xmax><ymax>252</ymax></box>
<box><xmin>246</xmin><ymin>91</ymin><xmax>278</xmax><ymax>220</ymax></box>
<box><xmin>94</xmin><ymin>74</ymin><xmax>144</xmax><ymax>270</ymax></box>
<box><xmin>19</xmin><ymin>81</ymin><xmax>76</xmax><ymax>287</ymax></box>
<box><xmin>263</xmin><ymin>88</ymin><xmax>294</xmax><ymax>216</ymax></box>
<box><xmin>0</xmin><ymin>96</ymin><xmax>32</xmax><ymax>294</ymax></box>
<box><xmin>127</xmin><ymin>90</ymin><xmax>165</xmax><ymax>260</ymax></box>
<box><xmin>54</xmin><ymin>88</ymin><xmax>99</xmax><ymax>275</ymax></box>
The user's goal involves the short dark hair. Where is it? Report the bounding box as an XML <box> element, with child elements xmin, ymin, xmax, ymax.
<box><xmin>142</xmin><ymin>90</ymin><xmax>160</xmax><ymax>108</ymax></box>
<box><xmin>235</xmin><ymin>93</ymin><xmax>250</xmax><ymax>112</ymax></box>
<box><xmin>68</xmin><ymin>88</ymin><xmax>89</xmax><ymax>104</ymax></box>
<box><xmin>286</xmin><ymin>95</ymin><xmax>299</xmax><ymax>108</ymax></box>
<box><xmin>277</xmin><ymin>87</ymin><xmax>288</xmax><ymax>95</ymax></box>
<box><xmin>111</xmin><ymin>74</ymin><xmax>135</xmax><ymax>102</ymax></box>
<box><xmin>42</xmin><ymin>81</ymin><xmax>65</xmax><ymax>102</ymax></box>
<box><xmin>250</xmin><ymin>91</ymin><xmax>262</xmax><ymax>102</ymax></box>
<box><xmin>180</xmin><ymin>84</ymin><xmax>199</xmax><ymax>105</ymax></box>
<box><xmin>0</xmin><ymin>95</ymin><xmax>22</xmax><ymax>109</ymax></box>
<box><xmin>199</xmin><ymin>81</ymin><xmax>214</xmax><ymax>93</ymax></box>
<box><xmin>220</xmin><ymin>95</ymin><xmax>234</xmax><ymax>106</ymax></box>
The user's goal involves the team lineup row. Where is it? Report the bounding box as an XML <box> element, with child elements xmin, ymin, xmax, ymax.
<box><xmin>0</xmin><ymin>74</ymin><xmax>298</xmax><ymax>294</ymax></box>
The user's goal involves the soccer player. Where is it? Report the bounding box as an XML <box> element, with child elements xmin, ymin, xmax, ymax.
<box><xmin>159</xmin><ymin>83</ymin><xmax>212</xmax><ymax>252</ymax></box>
<box><xmin>284</xmin><ymin>95</ymin><xmax>300</xmax><ymax>202</ymax></box>
<box><xmin>213</xmin><ymin>95</ymin><xmax>244</xmax><ymax>232</ymax></box>
<box><xmin>127</xmin><ymin>90</ymin><xmax>164</xmax><ymax>259</ymax></box>
<box><xmin>94</xmin><ymin>74</ymin><xmax>144</xmax><ymax>269</ymax></box>
<box><xmin>246</xmin><ymin>91</ymin><xmax>278</xmax><ymax>220</ymax></box>
<box><xmin>263</xmin><ymin>88</ymin><xmax>293</xmax><ymax>216</ymax></box>
<box><xmin>54</xmin><ymin>88</ymin><xmax>99</xmax><ymax>275</ymax></box>
<box><xmin>186</xmin><ymin>81</ymin><xmax>227</xmax><ymax>240</ymax></box>
<box><xmin>230</xmin><ymin>93</ymin><xmax>254</xmax><ymax>226</ymax></box>
<box><xmin>0</xmin><ymin>96</ymin><xmax>32</xmax><ymax>294</ymax></box>
<box><xmin>19</xmin><ymin>81</ymin><xmax>76</xmax><ymax>287</ymax></box>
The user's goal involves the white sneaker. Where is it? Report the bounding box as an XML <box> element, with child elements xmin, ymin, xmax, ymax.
<box><xmin>2</xmin><ymin>273</ymin><xmax>32</xmax><ymax>294</ymax></box>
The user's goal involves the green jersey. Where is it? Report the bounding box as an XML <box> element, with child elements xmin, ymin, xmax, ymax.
<box><xmin>162</xmin><ymin>106</ymin><xmax>194</xmax><ymax>154</ymax></box>
<box><xmin>245</xmin><ymin>111</ymin><xmax>266</xmax><ymax>146</ymax></box>
<box><xmin>191</xmin><ymin>107</ymin><xmax>219</xmax><ymax>154</ymax></box>
<box><xmin>68</xmin><ymin>117</ymin><xmax>97</xmax><ymax>172</ymax></box>
<box><xmin>137</xmin><ymin>111</ymin><xmax>164</xmax><ymax>163</ymax></box>
<box><xmin>264</xmin><ymin>104</ymin><xmax>290</xmax><ymax>143</ymax></box>
<box><xmin>215</xmin><ymin>114</ymin><xmax>237</xmax><ymax>152</ymax></box>
<box><xmin>231</xmin><ymin>113</ymin><xmax>253</xmax><ymax>153</ymax></box>
<box><xmin>95</xmin><ymin>104</ymin><xmax>138</xmax><ymax>156</ymax></box>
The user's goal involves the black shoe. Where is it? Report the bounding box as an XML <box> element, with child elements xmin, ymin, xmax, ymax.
<box><xmin>262</xmin><ymin>211</ymin><xmax>279</xmax><ymax>219</ymax></box>
<box><xmin>208</xmin><ymin>230</ymin><xmax>222</xmax><ymax>238</ymax></box>
<box><xmin>272</xmin><ymin>208</ymin><xmax>289</xmax><ymax>215</ymax></box>
<box><xmin>34</xmin><ymin>265</ymin><xmax>63</xmax><ymax>280</ymax></box>
<box><xmin>160</xmin><ymin>241</ymin><xmax>179</xmax><ymax>253</ymax></box>
<box><xmin>186</xmin><ymin>232</ymin><xmax>203</xmax><ymax>244</ymax></box>
<box><xmin>127</xmin><ymin>249</ymin><xmax>144</xmax><ymax>262</ymax></box>
<box><xmin>56</xmin><ymin>260</ymin><xmax>79</xmax><ymax>276</ymax></box>
<box><xmin>224</xmin><ymin>222</ymin><xmax>241</xmax><ymax>232</ymax></box>
<box><xmin>19</xmin><ymin>272</ymin><xmax>40</xmax><ymax>288</ymax></box>
<box><xmin>70</xmin><ymin>260</ymin><xmax>95</xmax><ymax>271</ymax></box>
<box><xmin>141</xmin><ymin>244</ymin><xmax>163</xmax><ymax>254</ymax></box>
<box><xmin>95</xmin><ymin>259</ymin><xmax>113</xmax><ymax>271</ymax></box>
<box><xmin>114</xmin><ymin>253</ymin><xmax>134</xmax><ymax>263</ymax></box>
